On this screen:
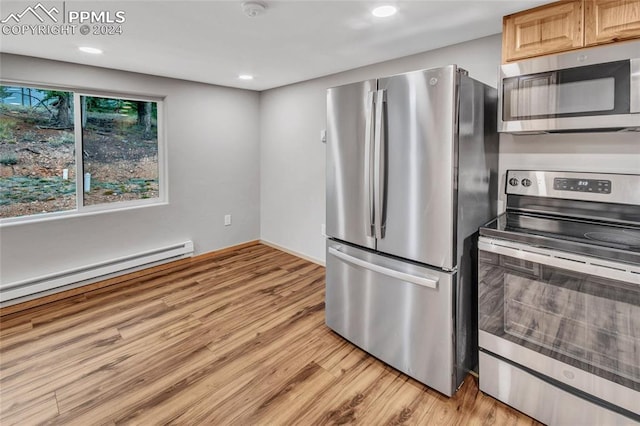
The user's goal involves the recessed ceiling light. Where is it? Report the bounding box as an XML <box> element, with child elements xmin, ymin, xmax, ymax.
<box><xmin>78</xmin><ymin>46</ymin><xmax>103</xmax><ymax>54</ymax></box>
<box><xmin>372</xmin><ymin>5</ymin><xmax>397</xmax><ymax>18</ymax></box>
<box><xmin>238</xmin><ymin>74</ymin><xmax>254</xmax><ymax>80</ymax></box>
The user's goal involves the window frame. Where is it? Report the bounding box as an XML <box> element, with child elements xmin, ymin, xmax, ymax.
<box><xmin>0</xmin><ymin>81</ymin><xmax>167</xmax><ymax>226</ymax></box>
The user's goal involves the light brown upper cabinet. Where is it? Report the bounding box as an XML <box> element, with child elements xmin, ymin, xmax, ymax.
<box><xmin>502</xmin><ymin>1</ymin><xmax>584</xmax><ymax>63</ymax></box>
<box><xmin>585</xmin><ymin>0</ymin><xmax>640</xmax><ymax>45</ymax></box>
<box><xmin>502</xmin><ymin>0</ymin><xmax>640</xmax><ymax>63</ymax></box>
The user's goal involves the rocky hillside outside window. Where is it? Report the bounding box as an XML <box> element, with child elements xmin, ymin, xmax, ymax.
<box><xmin>0</xmin><ymin>84</ymin><xmax>164</xmax><ymax>222</ymax></box>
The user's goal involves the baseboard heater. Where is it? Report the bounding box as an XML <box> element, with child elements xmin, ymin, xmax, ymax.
<box><xmin>1</xmin><ymin>241</ymin><xmax>194</xmax><ymax>305</ymax></box>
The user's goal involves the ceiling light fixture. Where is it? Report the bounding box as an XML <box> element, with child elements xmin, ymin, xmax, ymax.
<box><xmin>78</xmin><ymin>46</ymin><xmax>103</xmax><ymax>54</ymax></box>
<box><xmin>372</xmin><ymin>5</ymin><xmax>397</xmax><ymax>18</ymax></box>
<box><xmin>238</xmin><ymin>74</ymin><xmax>254</xmax><ymax>80</ymax></box>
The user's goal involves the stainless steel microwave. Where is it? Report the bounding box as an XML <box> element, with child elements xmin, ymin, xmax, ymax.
<box><xmin>498</xmin><ymin>40</ymin><xmax>640</xmax><ymax>133</ymax></box>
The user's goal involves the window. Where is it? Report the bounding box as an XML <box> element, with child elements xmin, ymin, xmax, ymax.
<box><xmin>0</xmin><ymin>84</ymin><xmax>164</xmax><ymax>221</ymax></box>
<box><xmin>81</xmin><ymin>96</ymin><xmax>159</xmax><ymax>206</ymax></box>
<box><xmin>0</xmin><ymin>86</ymin><xmax>76</xmax><ymax>218</ymax></box>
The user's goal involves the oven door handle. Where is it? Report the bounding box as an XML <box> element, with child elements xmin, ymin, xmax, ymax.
<box><xmin>478</xmin><ymin>238</ymin><xmax>640</xmax><ymax>285</ymax></box>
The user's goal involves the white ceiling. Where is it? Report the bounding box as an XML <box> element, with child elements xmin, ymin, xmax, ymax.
<box><xmin>0</xmin><ymin>0</ymin><xmax>547</xmax><ymax>91</ymax></box>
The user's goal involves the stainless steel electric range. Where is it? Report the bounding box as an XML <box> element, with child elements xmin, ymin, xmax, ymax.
<box><xmin>478</xmin><ymin>170</ymin><xmax>640</xmax><ymax>425</ymax></box>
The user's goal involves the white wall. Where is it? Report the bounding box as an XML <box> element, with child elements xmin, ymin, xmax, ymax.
<box><xmin>0</xmin><ymin>54</ymin><xmax>261</xmax><ymax>287</ymax></box>
<box><xmin>4</xmin><ymin>34</ymin><xmax>639</xmax><ymax>289</ymax></box>
<box><xmin>260</xmin><ymin>33</ymin><xmax>640</xmax><ymax>263</ymax></box>
<box><xmin>499</xmin><ymin>133</ymin><xmax>640</xmax><ymax>210</ymax></box>
<box><xmin>259</xmin><ymin>35</ymin><xmax>502</xmax><ymax>263</ymax></box>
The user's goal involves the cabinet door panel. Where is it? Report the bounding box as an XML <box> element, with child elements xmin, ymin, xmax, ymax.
<box><xmin>503</xmin><ymin>0</ymin><xmax>584</xmax><ymax>63</ymax></box>
<box><xmin>585</xmin><ymin>0</ymin><xmax>640</xmax><ymax>46</ymax></box>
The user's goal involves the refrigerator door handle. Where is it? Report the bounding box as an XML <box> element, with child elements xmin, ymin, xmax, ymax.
<box><xmin>364</xmin><ymin>91</ymin><xmax>375</xmax><ymax>237</ymax></box>
<box><xmin>328</xmin><ymin>247</ymin><xmax>439</xmax><ymax>289</ymax></box>
<box><xmin>373</xmin><ymin>89</ymin><xmax>386</xmax><ymax>240</ymax></box>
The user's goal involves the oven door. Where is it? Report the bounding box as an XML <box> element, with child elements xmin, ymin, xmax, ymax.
<box><xmin>478</xmin><ymin>237</ymin><xmax>640</xmax><ymax>418</ymax></box>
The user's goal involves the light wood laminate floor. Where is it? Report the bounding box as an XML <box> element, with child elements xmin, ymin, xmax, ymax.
<box><xmin>0</xmin><ymin>243</ymin><xmax>540</xmax><ymax>425</ymax></box>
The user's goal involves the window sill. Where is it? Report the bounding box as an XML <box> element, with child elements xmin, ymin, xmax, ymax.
<box><xmin>0</xmin><ymin>199</ymin><xmax>169</xmax><ymax>228</ymax></box>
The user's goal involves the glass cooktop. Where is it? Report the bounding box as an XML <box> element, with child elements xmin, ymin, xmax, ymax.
<box><xmin>480</xmin><ymin>212</ymin><xmax>640</xmax><ymax>265</ymax></box>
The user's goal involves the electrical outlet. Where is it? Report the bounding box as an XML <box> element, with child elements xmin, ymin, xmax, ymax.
<box><xmin>224</xmin><ymin>214</ymin><xmax>232</xmax><ymax>226</ymax></box>
<box><xmin>321</xmin><ymin>224</ymin><xmax>326</xmax><ymax>236</ymax></box>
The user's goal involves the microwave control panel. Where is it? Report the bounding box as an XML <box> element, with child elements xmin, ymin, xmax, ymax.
<box><xmin>553</xmin><ymin>178</ymin><xmax>611</xmax><ymax>194</ymax></box>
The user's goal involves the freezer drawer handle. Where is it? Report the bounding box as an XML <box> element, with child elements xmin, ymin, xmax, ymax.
<box><xmin>328</xmin><ymin>247</ymin><xmax>439</xmax><ymax>289</ymax></box>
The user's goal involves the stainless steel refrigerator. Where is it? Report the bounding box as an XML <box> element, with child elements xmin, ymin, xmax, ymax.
<box><xmin>325</xmin><ymin>65</ymin><xmax>498</xmax><ymax>396</ymax></box>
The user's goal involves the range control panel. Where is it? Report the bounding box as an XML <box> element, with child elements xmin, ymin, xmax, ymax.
<box><xmin>505</xmin><ymin>170</ymin><xmax>640</xmax><ymax>205</ymax></box>
<box><xmin>553</xmin><ymin>178</ymin><xmax>611</xmax><ymax>194</ymax></box>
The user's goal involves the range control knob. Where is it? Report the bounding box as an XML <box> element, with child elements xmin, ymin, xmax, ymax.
<box><xmin>521</xmin><ymin>178</ymin><xmax>532</xmax><ymax>187</ymax></box>
<box><xmin>508</xmin><ymin>178</ymin><xmax>519</xmax><ymax>186</ymax></box>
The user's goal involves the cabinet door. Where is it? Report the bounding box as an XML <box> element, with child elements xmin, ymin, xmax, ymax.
<box><xmin>585</xmin><ymin>0</ymin><xmax>640</xmax><ymax>46</ymax></box>
<box><xmin>502</xmin><ymin>0</ymin><xmax>584</xmax><ymax>63</ymax></box>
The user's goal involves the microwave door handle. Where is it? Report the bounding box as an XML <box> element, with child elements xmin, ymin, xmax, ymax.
<box><xmin>374</xmin><ymin>89</ymin><xmax>386</xmax><ymax>240</ymax></box>
<box><xmin>364</xmin><ymin>91</ymin><xmax>375</xmax><ymax>237</ymax></box>
<box><xmin>631</xmin><ymin>58</ymin><xmax>640</xmax><ymax>113</ymax></box>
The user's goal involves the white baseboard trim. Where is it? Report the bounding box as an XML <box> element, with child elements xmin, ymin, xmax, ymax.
<box><xmin>260</xmin><ymin>240</ymin><xmax>325</xmax><ymax>267</ymax></box>
<box><xmin>1</xmin><ymin>241</ymin><xmax>194</xmax><ymax>306</ymax></box>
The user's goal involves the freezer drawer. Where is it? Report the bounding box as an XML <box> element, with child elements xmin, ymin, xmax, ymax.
<box><xmin>325</xmin><ymin>240</ymin><xmax>455</xmax><ymax>396</ymax></box>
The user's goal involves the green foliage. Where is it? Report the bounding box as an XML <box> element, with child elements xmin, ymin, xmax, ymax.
<box><xmin>42</xmin><ymin>90</ymin><xmax>71</xmax><ymax>104</ymax></box>
<box><xmin>20</xmin><ymin>131</ymin><xmax>37</xmax><ymax>143</ymax></box>
<box><xmin>0</xmin><ymin>120</ymin><xmax>16</xmax><ymax>142</ymax></box>
<box><xmin>0</xmin><ymin>104</ymin><xmax>47</xmax><ymax>126</ymax></box>
<box><xmin>0</xmin><ymin>153</ymin><xmax>18</xmax><ymax>165</ymax></box>
<box><xmin>0</xmin><ymin>86</ymin><xmax>9</xmax><ymax>100</ymax></box>
<box><xmin>0</xmin><ymin>175</ymin><xmax>75</xmax><ymax>205</ymax></box>
<box><xmin>0</xmin><ymin>175</ymin><xmax>158</xmax><ymax>208</ymax></box>
<box><xmin>49</xmin><ymin>132</ymin><xmax>75</xmax><ymax>146</ymax></box>
<box><xmin>85</xmin><ymin>97</ymin><xmax>157</xmax><ymax>120</ymax></box>
<box><xmin>89</xmin><ymin>179</ymin><xmax>158</xmax><ymax>195</ymax></box>
<box><xmin>86</xmin><ymin>97</ymin><xmax>136</xmax><ymax>116</ymax></box>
